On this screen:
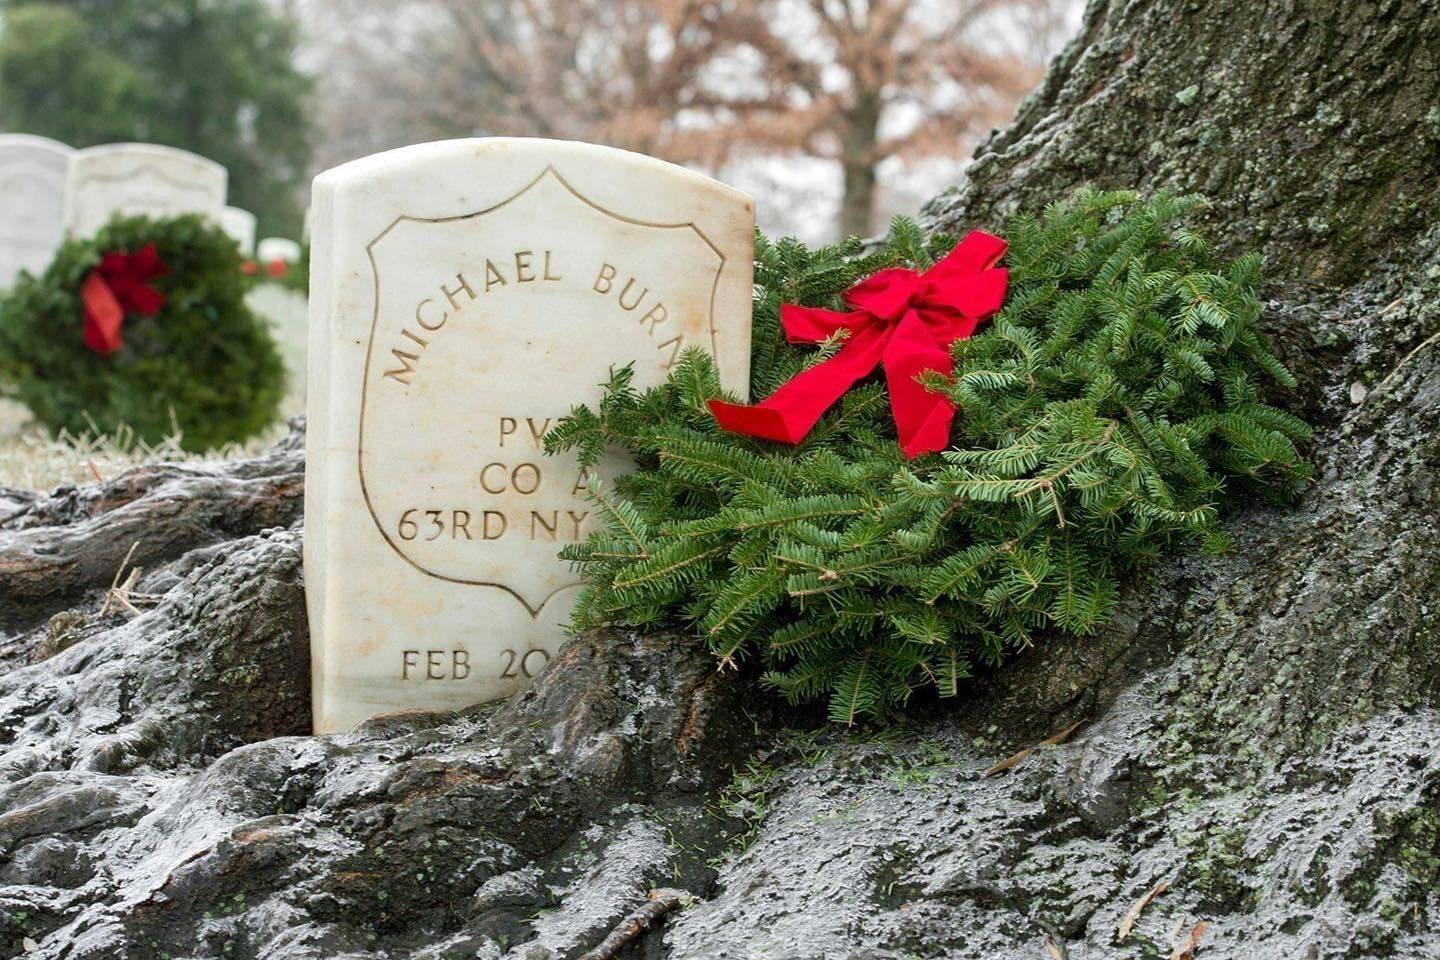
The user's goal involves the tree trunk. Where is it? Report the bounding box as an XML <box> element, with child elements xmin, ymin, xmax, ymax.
<box><xmin>838</xmin><ymin>88</ymin><xmax>883</xmax><ymax>237</ymax></box>
<box><xmin>4</xmin><ymin>4</ymin><xmax>1440</xmax><ymax>959</ymax></box>
<box><xmin>839</xmin><ymin>157</ymin><xmax>877</xmax><ymax>238</ymax></box>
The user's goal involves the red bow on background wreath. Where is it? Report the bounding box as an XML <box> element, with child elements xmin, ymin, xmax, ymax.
<box><xmin>241</xmin><ymin>258</ymin><xmax>289</xmax><ymax>279</ymax></box>
<box><xmin>81</xmin><ymin>244</ymin><xmax>169</xmax><ymax>356</ymax></box>
<box><xmin>709</xmin><ymin>230</ymin><xmax>1009</xmax><ymax>459</ymax></box>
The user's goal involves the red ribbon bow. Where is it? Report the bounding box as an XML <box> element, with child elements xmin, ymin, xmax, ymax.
<box><xmin>81</xmin><ymin>243</ymin><xmax>169</xmax><ymax>355</ymax></box>
<box><xmin>709</xmin><ymin>230</ymin><xmax>1008</xmax><ymax>458</ymax></box>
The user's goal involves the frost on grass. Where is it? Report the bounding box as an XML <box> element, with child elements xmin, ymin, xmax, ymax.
<box><xmin>0</xmin><ymin>399</ymin><xmax>284</xmax><ymax>491</ymax></box>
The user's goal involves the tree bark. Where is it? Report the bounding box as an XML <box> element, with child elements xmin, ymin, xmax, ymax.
<box><xmin>840</xmin><ymin>154</ymin><xmax>878</xmax><ymax>237</ymax></box>
<box><xmin>839</xmin><ymin>87</ymin><xmax>883</xmax><ymax>236</ymax></box>
<box><xmin>926</xmin><ymin>0</ymin><xmax>1440</xmax><ymax>287</ymax></box>
<box><xmin>3</xmin><ymin>4</ymin><xmax>1440</xmax><ymax>960</ymax></box>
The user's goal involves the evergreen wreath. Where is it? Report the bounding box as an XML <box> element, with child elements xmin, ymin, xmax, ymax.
<box><xmin>0</xmin><ymin>214</ymin><xmax>286</xmax><ymax>452</ymax></box>
<box><xmin>546</xmin><ymin>191</ymin><xmax>1312</xmax><ymax>724</ymax></box>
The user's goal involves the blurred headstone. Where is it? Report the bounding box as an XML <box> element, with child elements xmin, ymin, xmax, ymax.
<box><xmin>65</xmin><ymin>143</ymin><xmax>227</xmax><ymax>236</ymax></box>
<box><xmin>0</xmin><ymin>134</ymin><xmax>74</xmax><ymax>287</ymax></box>
<box><xmin>305</xmin><ymin>138</ymin><xmax>754</xmax><ymax>733</ymax></box>
<box><xmin>257</xmin><ymin>237</ymin><xmax>302</xmax><ymax>265</ymax></box>
<box><xmin>246</xmin><ymin>283</ymin><xmax>309</xmax><ymax>408</ymax></box>
<box><xmin>218</xmin><ymin>206</ymin><xmax>257</xmax><ymax>255</ymax></box>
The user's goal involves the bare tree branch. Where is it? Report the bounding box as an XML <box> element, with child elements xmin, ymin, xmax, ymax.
<box><xmin>302</xmin><ymin>0</ymin><xmax>1073</xmax><ymax>236</ymax></box>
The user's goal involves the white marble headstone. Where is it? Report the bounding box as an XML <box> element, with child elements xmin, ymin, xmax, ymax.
<box><xmin>305</xmin><ymin>138</ymin><xmax>754</xmax><ymax>733</ymax></box>
<box><xmin>218</xmin><ymin>206</ymin><xmax>257</xmax><ymax>255</ymax></box>
<box><xmin>65</xmin><ymin>143</ymin><xmax>227</xmax><ymax>236</ymax></box>
<box><xmin>256</xmin><ymin>237</ymin><xmax>302</xmax><ymax>264</ymax></box>
<box><xmin>0</xmin><ymin>134</ymin><xmax>74</xmax><ymax>287</ymax></box>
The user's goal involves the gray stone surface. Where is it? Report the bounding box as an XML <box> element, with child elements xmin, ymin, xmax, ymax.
<box><xmin>1</xmin><ymin>464</ymin><xmax>752</xmax><ymax>956</ymax></box>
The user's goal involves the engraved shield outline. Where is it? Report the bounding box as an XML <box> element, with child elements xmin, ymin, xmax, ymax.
<box><xmin>356</xmin><ymin>165</ymin><xmax>729</xmax><ymax>618</ymax></box>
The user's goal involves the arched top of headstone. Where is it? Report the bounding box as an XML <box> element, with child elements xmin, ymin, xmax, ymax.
<box><xmin>319</xmin><ymin>135</ymin><xmax>748</xmax><ymax>208</ymax></box>
<box><xmin>71</xmin><ymin>141</ymin><xmax>226</xmax><ymax>176</ymax></box>
<box><xmin>65</xmin><ymin>142</ymin><xmax>228</xmax><ymax>236</ymax></box>
<box><xmin>309</xmin><ymin>138</ymin><xmax>748</xmax><ymax>273</ymax></box>
<box><xmin>257</xmin><ymin>237</ymin><xmax>302</xmax><ymax>263</ymax></box>
<box><xmin>0</xmin><ymin>133</ymin><xmax>76</xmax><ymax>156</ymax></box>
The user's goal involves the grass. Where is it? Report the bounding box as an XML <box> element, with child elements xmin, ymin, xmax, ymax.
<box><xmin>0</xmin><ymin>399</ymin><xmax>287</xmax><ymax>490</ymax></box>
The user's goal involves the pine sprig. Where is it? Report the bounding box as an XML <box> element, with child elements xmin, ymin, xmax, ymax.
<box><xmin>546</xmin><ymin>190</ymin><xmax>1311</xmax><ymax>724</ymax></box>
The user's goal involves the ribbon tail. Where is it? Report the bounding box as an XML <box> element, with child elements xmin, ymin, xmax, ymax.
<box><xmin>883</xmin><ymin>311</ymin><xmax>958</xmax><ymax>459</ymax></box>
<box><xmin>710</xmin><ymin>323</ymin><xmax>890</xmax><ymax>444</ymax></box>
<box><xmin>82</xmin><ymin>271</ymin><xmax>125</xmax><ymax>356</ymax></box>
<box><xmin>780</xmin><ymin>304</ymin><xmax>865</xmax><ymax>343</ymax></box>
